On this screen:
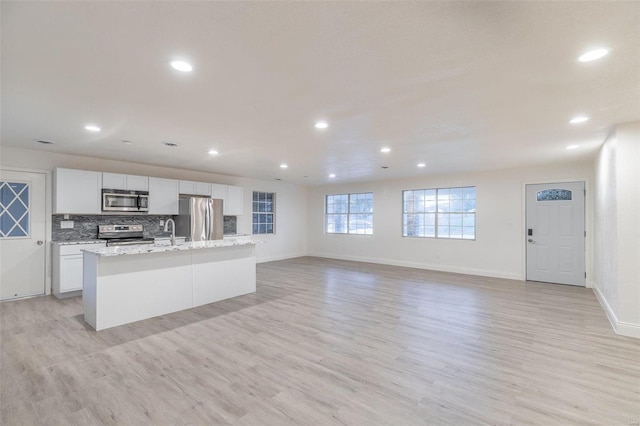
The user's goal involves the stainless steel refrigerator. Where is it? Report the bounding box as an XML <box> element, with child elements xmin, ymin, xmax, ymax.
<box><xmin>175</xmin><ymin>197</ymin><xmax>223</xmax><ymax>241</ymax></box>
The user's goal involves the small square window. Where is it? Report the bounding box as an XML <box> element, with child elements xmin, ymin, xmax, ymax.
<box><xmin>325</xmin><ymin>192</ymin><xmax>373</xmax><ymax>235</ymax></box>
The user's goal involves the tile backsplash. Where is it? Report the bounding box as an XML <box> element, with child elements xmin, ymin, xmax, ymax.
<box><xmin>52</xmin><ymin>215</ymin><xmax>237</xmax><ymax>241</ymax></box>
<box><xmin>223</xmin><ymin>216</ymin><xmax>237</xmax><ymax>235</ymax></box>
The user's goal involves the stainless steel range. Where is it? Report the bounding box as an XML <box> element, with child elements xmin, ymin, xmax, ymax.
<box><xmin>98</xmin><ymin>224</ymin><xmax>154</xmax><ymax>247</ymax></box>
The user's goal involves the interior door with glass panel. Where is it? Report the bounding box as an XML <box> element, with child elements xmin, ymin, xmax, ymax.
<box><xmin>526</xmin><ymin>181</ymin><xmax>585</xmax><ymax>286</ymax></box>
<box><xmin>0</xmin><ymin>170</ymin><xmax>47</xmax><ymax>300</ymax></box>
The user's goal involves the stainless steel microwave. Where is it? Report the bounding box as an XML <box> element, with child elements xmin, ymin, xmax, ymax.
<box><xmin>102</xmin><ymin>189</ymin><xmax>149</xmax><ymax>212</ymax></box>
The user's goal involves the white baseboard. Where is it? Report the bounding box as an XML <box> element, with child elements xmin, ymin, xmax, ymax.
<box><xmin>307</xmin><ymin>252</ymin><xmax>524</xmax><ymax>281</ymax></box>
<box><xmin>593</xmin><ymin>284</ymin><xmax>640</xmax><ymax>338</ymax></box>
<box><xmin>256</xmin><ymin>252</ymin><xmax>307</xmax><ymax>264</ymax></box>
<box><xmin>617</xmin><ymin>321</ymin><xmax>640</xmax><ymax>338</ymax></box>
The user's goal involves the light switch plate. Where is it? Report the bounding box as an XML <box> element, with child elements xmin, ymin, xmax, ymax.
<box><xmin>60</xmin><ymin>220</ymin><xmax>74</xmax><ymax>229</ymax></box>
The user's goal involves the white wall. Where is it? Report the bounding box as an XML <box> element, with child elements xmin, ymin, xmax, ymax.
<box><xmin>0</xmin><ymin>146</ymin><xmax>308</xmax><ymax>264</ymax></box>
<box><xmin>593</xmin><ymin>122</ymin><xmax>640</xmax><ymax>337</ymax></box>
<box><xmin>308</xmin><ymin>161</ymin><xmax>594</xmax><ymax>282</ymax></box>
<box><xmin>593</xmin><ymin>131</ymin><xmax>619</xmax><ymax>325</ymax></box>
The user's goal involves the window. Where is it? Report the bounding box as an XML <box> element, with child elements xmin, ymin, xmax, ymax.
<box><xmin>252</xmin><ymin>191</ymin><xmax>275</xmax><ymax>234</ymax></box>
<box><xmin>0</xmin><ymin>181</ymin><xmax>30</xmax><ymax>238</ymax></box>
<box><xmin>403</xmin><ymin>187</ymin><xmax>475</xmax><ymax>239</ymax></box>
<box><xmin>537</xmin><ymin>189</ymin><xmax>572</xmax><ymax>201</ymax></box>
<box><xmin>325</xmin><ymin>192</ymin><xmax>373</xmax><ymax>235</ymax></box>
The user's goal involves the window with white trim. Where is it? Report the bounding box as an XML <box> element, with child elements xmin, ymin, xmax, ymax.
<box><xmin>252</xmin><ymin>191</ymin><xmax>275</xmax><ymax>234</ymax></box>
<box><xmin>403</xmin><ymin>187</ymin><xmax>475</xmax><ymax>239</ymax></box>
<box><xmin>325</xmin><ymin>192</ymin><xmax>373</xmax><ymax>235</ymax></box>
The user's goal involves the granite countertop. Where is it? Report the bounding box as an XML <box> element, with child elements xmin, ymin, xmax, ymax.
<box><xmin>52</xmin><ymin>240</ymin><xmax>105</xmax><ymax>245</ymax></box>
<box><xmin>82</xmin><ymin>239</ymin><xmax>257</xmax><ymax>257</ymax></box>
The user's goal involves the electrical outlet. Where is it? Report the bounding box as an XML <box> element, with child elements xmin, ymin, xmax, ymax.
<box><xmin>160</xmin><ymin>220</ymin><xmax>164</xmax><ymax>226</ymax></box>
<box><xmin>60</xmin><ymin>220</ymin><xmax>74</xmax><ymax>229</ymax></box>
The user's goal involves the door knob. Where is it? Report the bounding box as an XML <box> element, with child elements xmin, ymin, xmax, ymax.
<box><xmin>37</xmin><ymin>240</ymin><xmax>44</xmax><ymax>245</ymax></box>
<box><xmin>527</xmin><ymin>238</ymin><xmax>535</xmax><ymax>243</ymax></box>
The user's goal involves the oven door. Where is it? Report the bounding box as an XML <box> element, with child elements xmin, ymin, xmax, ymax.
<box><xmin>102</xmin><ymin>192</ymin><xmax>141</xmax><ymax>212</ymax></box>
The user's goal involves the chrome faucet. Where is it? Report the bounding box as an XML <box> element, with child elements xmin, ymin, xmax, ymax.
<box><xmin>164</xmin><ymin>218</ymin><xmax>176</xmax><ymax>245</ymax></box>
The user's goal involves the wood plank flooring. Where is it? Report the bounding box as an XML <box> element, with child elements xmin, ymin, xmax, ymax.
<box><xmin>1</xmin><ymin>257</ymin><xmax>639</xmax><ymax>425</ymax></box>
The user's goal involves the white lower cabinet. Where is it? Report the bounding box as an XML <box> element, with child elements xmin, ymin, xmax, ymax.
<box><xmin>52</xmin><ymin>242</ymin><xmax>106</xmax><ymax>297</ymax></box>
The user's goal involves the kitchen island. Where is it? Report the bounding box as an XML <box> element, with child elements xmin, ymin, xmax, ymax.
<box><xmin>82</xmin><ymin>239</ymin><xmax>256</xmax><ymax>331</ymax></box>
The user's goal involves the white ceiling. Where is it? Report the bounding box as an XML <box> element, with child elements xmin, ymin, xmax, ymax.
<box><xmin>2</xmin><ymin>1</ymin><xmax>639</xmax><ymax>185</ymax></box>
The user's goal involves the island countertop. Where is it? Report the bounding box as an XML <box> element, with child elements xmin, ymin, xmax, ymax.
<box><xmin>82</xmin><ymin>238</ymin><xmax>256</xmax><ymax>257</ymax></box>
<box><xmin>82</xmin><ymin>238</ymin><xmax>257</xmax><ymax>331</ymax></box>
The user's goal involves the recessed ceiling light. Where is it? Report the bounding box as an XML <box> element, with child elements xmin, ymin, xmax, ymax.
<box><xmin>36</xmin><ymin>139</ymin><xmax>54</xmax><ymax>145</ymax></box>
<box><xmin>380</xmin><ymin>147</ymin><xmax>391</xmax><ymax>153</ymax></box>
<box><xmin>314</xmin><ymin>121</ymin><xmax>328</xmax><ymax>129</ymax></box>
<box><xmin>329</xmin><ymin>174</ymin><xmax>336</xmax><ymax>178</ymax></box>
<box><xmin>208</xmin><ymin>149</ymin><xmax>219</xmax><ymax>155</ymax></box>
<box><xmin>163</xmin><ymin>141</ymin><xmax>179</xmax><ymax>147</ymax></box>
<box><xmin>84</xmin><ymin>125</ymin><xmax>101</xmax><ymax>132</ymax></box>
<box><xmin>566</xmin><ymin>145</ymin><xmax>579</xmax><ymax>150</ymax></box>
<box><xmin>578</xmin><ymin>48</ymin><xmax>610</xmax><ymax>62</ymax></box>
<box><xmin>280</xmin><ymin>164</ymin><xmax>288</xmax><ymax>169</ymax></box>
<box><xmin>170</xmin><ymin>60</ymin><xmax>193</xmax><ymax>72</ymax></box>
<box><xmin>417</xmin><ymin>163</ymin><xmax>426</xmax><ymax>168</ymax></box>
<box><xmin>569</xmin><ymin>116</ymin><xmax>589</xmax><ymax>124</ymax></box>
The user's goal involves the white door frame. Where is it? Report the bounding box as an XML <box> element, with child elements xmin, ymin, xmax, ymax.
<box><xmin>0</xmin><ymin>167</ymin><xmax>52</xmax><ymax>296</ymax></box>
<box><xmin>521</xmin><ymin>177</ymin><xmax>591</xmax><ymax>288</ymax></box>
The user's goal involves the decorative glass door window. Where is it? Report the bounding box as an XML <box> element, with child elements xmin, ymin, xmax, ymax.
<box><xmin>0</xmin><ymin>181</ymin><xmax>30</xmax><ymax>238</ymax></box>
<box><xmin>537</xmin><ymin>189</ymin><xmax>572</xmax><ymax>201</ymax></box>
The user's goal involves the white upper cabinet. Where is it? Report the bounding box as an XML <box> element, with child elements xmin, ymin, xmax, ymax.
<box><xmin>53</xmin><ymin>168</ymin><xmax>102</xmax><ymax>214</ymax></box>
<box><xmin>225</xmin><ymin>185</ymin><xmax>244</xmax><ymax>216</ymax></box>
<box><xmin>148</xmin><ymin>178</ymin><xmax>179</xmax><ymax>215</ymax></box>
<box><xmin>102</xmin><ymin>173</ymin><xmax>149</xmax><ymax>191</ymax></box>
<box><xmin>53</xmin><ymin>169</ymin><xmax>241</xmax><ymax>216</ymax></box>
<box><xmin>210</xmin><ymin>183</ymin><xmax>226</xmax><ymax>200</ymax></box>
<box><xmin>209</xmin><ymin>183</ymin><xmax>244</xmax><ymax>216</ymax></box>
<box><xmin>179</xmin><ymin>180</ymin><xmax>211</xmax><ymax>196</ymax></box>
<box><xmin>124</xmin><ymin>175</ymin><xmax>148</xmax><ymax>191</ymax></box>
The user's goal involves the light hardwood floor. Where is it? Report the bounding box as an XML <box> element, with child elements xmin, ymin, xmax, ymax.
<box><xmin>1</xmin><ymin>257</ymin><xmax>639</xmax><ymax>425</ymax></box>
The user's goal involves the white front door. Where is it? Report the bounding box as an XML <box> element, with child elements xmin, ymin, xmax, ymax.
<box><xmin>0</xmin><ymin>170</ymin><xmax>46</xmax><ymax>300</ymax></box>
<box><xmin>526</xmin><ymin>181</ymin><xmax>585</xmax><ymax>286</ymax></box>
